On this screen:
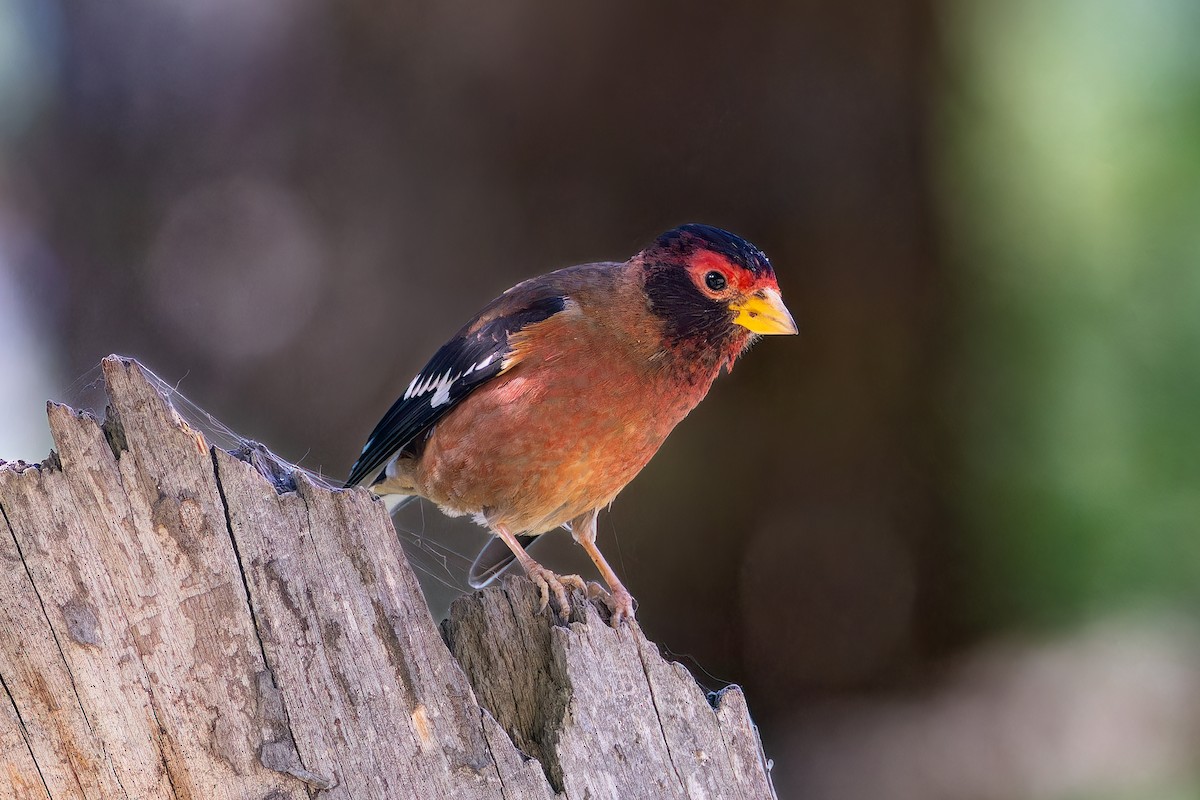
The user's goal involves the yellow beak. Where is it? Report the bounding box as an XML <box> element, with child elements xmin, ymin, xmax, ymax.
<box><xmin>730</xmin><ymin>287</ymin><xmax>798</xmax><ymax>335</ymax></box>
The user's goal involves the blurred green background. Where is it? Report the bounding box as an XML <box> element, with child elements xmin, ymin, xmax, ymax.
<box><xmin>945</xmin><ymin>0</ymin><xmax>1200</xmax><ymax>634</ymax></box>
<box><xmin>1</xmin><ymin>1</ymin><xmax>1197</xmax><ymax>797</ymax></box>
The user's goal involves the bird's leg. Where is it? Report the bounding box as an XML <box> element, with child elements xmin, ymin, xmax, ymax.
<box><xmin>490</xmin><ymin>522</ymin><xmax>585</xmax><ymax>620</ymax></box>
<box><xmin>569</xmin><ymin>511</ymin><xmax>637</xmax><ymax>626</ymax></box>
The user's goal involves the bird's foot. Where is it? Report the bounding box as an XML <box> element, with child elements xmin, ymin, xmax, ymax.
<box><xmin>586</xmin><ymin>582</ymin><xmax>637</xmax><ymax>627</ymax></box>
<box><xmin>527</xmin><ymin>565</ymin><xmax>586</xmax><ymax>622</ymax></box>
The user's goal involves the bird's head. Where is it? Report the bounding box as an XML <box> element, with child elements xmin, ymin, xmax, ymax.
<box><xmin>641</xmin><ymin>224</ymin><xmax>796</xmax><ymax>362</ymax></box>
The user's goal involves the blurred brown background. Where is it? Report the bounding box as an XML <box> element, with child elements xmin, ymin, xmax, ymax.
<box><xmin>3</xmin><ymin>2</ymin><xmax>1198</xmax><ymax>797</ymax></box>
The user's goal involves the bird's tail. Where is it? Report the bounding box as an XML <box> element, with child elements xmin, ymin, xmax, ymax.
<box><xmin>468</xmin><ymin>533</ymin><xmax>536</xmax><ymax>589</ymax></box>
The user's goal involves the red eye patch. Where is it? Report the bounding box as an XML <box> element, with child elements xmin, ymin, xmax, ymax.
<box><xmin>688</xmin><ymin>251</ymin><xmax>755</xmax><ymax>292</ymax></box>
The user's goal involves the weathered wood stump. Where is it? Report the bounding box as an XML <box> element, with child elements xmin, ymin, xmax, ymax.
<box><xmin>0</xmin><ymin>356</ymin><xmax>775</xmax><ymax>799</ymax></box>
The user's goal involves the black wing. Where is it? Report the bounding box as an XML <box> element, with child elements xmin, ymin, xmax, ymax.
<box><xmin>346</xmin><ymin>294</ymin><xmax>568</xmax><ymax>487</ymax></box>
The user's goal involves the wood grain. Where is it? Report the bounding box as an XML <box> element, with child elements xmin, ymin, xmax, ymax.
<box><xmin>0</xmin><ymin>355</ymin><xmax>775</xmax><ymax>799</ymax></box>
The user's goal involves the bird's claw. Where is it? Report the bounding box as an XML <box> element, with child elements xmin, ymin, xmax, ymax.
<box><xmin>605</xmin><ymin>587</ymin><xmax>637</xmax><ymax>627</ymax></box>
<box><xmin>527</xmin><ymin>566</ymin><xmax>585</xmax><ymax>622</ymax></box>
<box><xmin>586</xmin><ymin>581</ymin><xmax>637</xmax><ymax>627</ymax></box>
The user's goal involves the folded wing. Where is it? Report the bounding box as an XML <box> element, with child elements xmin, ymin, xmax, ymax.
<box><xmin>347</xmin><ymin>292</ymin><xmax>569</xmax><ymax>487</ymax></box>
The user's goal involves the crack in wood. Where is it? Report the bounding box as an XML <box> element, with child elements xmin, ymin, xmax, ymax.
<box><xmin>146</xmin><ymin>693</ymin><xmax>186</xmax><ymax>800</ymax></box>
<box><xmin>212</xmin><ymin>447</ymin><xmax>332</xmax><ymax>794</ymax></box>
<box><xmin>1</xmin><ymin>501</ymin><xmax>97</xmax><ymax>744</ymax></box>
<box><xmin>0</xmin><ymin>355</ymin><xmax>775</xmax><ymax>799</ymax></box>
<box><xmin>632</xmin><ymin>636</ymin><xmax>689</xmax><ymax>795</ymax></box>
<box><xmin>2</xmin><ymin>669</ymin><xmax>55</xmax><ymax>799</ymax></box>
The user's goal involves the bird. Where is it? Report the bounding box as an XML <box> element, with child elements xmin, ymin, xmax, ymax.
<box><xmin>347</xmin><ymin>224</ymin><xmax>796</xmax><ymax>625</ymax></box>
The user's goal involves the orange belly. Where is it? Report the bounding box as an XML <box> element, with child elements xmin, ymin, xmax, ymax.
<box><xmin>405</xmin><ymin>320</ymin><xmax>721</xmax><ymax>533</ymax></box>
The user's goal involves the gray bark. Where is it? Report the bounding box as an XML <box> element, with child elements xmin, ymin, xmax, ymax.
<box><xmin>0</xmin><ymin>355</ymin><xmax>776</xmax><ymax>799</ymax></box>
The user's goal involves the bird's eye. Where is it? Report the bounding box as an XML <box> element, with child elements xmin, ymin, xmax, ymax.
<box><xmin>704</xmin><ymin>271</ymin><xmax>727</xmax><ymax>292</ymax></box>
